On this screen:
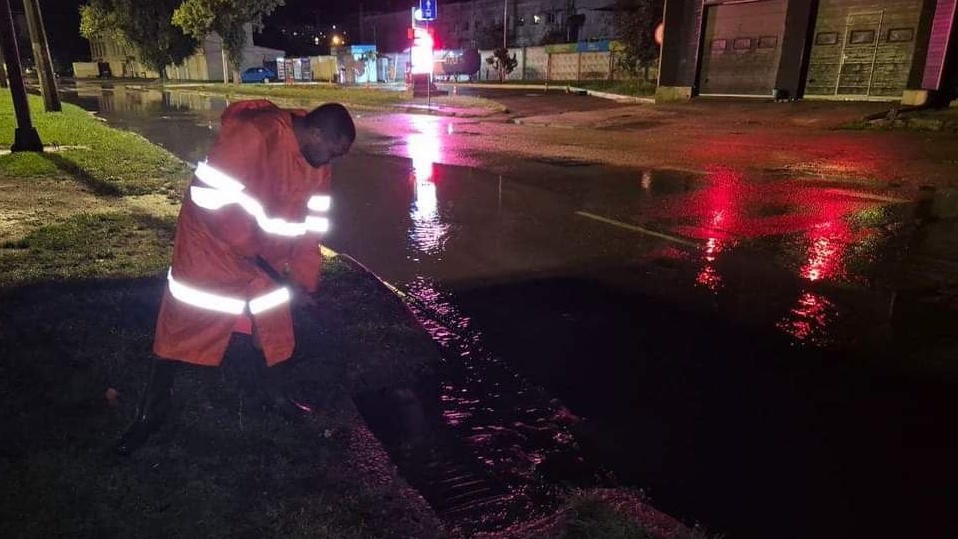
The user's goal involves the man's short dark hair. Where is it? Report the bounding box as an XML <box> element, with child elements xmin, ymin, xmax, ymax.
<box><xmin>306</xmin><ymin>103</ymin><xmax>356</xmax><ymax>144</ymax></box>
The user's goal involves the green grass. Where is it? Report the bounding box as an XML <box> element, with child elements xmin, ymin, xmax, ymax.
<box><xmin>561</xmin><ymin>492</ymin><xmax>719</xmax><ymax>539</ymax></box>
<box><xmin>0</xmin><ymin>90</ymin><xmax>446</xmax><ymax>538</ymax></box>
<box><xmin>176</xmin><ymin>83</ymin><xmax>409</xmax><ymax>108</ymax></box>
<box><xmin>0</xmin><ymin>212</ymin><xmax>175</xmax><ymax>287</ymax></box>
<box><xmin>0</xmin><ymin>92</ymin><xmax>191</xmax><ymax>196</ymax></box>
<box><xmin>570</xmin><ymin>80</ymin><xmax>657</xmax><ymax>97</ymax></box>
<box><xmin>563</xmin><ymin>495</ymin><xmax>654</xmax><ymax>539</ymax></box>
<box><xmin>166</xmin><ymin>83</ymin><xmax>508</xmax><ymax>113</ymax></box>
<box><xmin>428</xmin><ymin>94</ymin><xmax>509</xmax><ymax>112</ymax></box>
<box><xmin>470</xmin><ymin>78</ymin><xmax>657</xmax><ymax>97</ymax></box>
<box><xmin>0</xmin><ymin>91</ymin><xmax>189</xmax><ymax>288</ymax></box>
<box><xmin>0</xmin><ymin>255</ymin><xmax>443</xmax><ymax>538</ymax></box>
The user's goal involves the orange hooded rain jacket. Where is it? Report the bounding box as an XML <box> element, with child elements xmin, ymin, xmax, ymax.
<box><xmin>153</xmin><ymin>100</ymin><xmax>331</xmax><ymax>366</ymax></box>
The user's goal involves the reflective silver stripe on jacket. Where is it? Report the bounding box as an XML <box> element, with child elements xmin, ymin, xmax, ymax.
<box><xmin>191</xmin><ymin>161</ymin><xmax>330</xmax><ymax>236</ymax></box>
<box><xmin>166</xmin><ymin>268</ymin><xmax>290</xmax><ymax>315</ymax></box>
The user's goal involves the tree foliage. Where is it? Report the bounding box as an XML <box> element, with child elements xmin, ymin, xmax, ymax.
<box><xmin>612</xmin><ymin>0</ymin><xmax>664</xmax><ymax>76</ymax></box>
<box><xmin>485</xmin><ymin>47</ymin><xmax>517</xmax><ymax>82</ymax></box>
<box><xmin>79</xmin><ymin>0</ymin><xmax>199</xmax><ymax>77</ymax></box>
<box><xmin>172</xmin><ymin>0</ymin><xmax>284</xmax><ymax>81</ymax></box>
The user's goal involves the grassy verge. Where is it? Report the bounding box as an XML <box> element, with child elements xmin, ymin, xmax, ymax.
<box><xmin>0</xmin><ymin>92</ymin><xmax>187</xmax><ymax>284</ymax></box>
<box><xmin>483</xmin><ymin>489</ymin><xmax>717</xmax><ymax>539</ymax></box>
<box><xmin>570</xmin><ymin>80</ymin><xmax>657</xmax><ymax>97</ymax></box>
<box><xmin>165</xmin><ymin>83</ymin><xmax>508</xmax><ymax>113</ymax></box>
<box><xmin>468</xmin><ymin>79</ymin><xmax>657</xmax><ymax>97</ymax></box>
<box><xmin>560</xmin><ymin>491</ymin><xmax>715</xmax><ymax>539</ymax></box>
<box><xmin>0</xmin><ymin>93</ymin><xmax>190</xmax><ymax>197</ymax></box>
<box><xmin>842</xmin><ymin>105</ymin><xmax>958</xmax><ymax>131</ymax></box>
<box><xmin>0</xmin><ymin>255</ymin><xmax>443</xmax><ymax>538</ymax></box>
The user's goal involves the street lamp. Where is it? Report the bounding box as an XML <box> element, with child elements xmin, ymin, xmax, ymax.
<box><xmin>331</xmin><ymin>35</ymin><xmax>342</xmax><ymax>46</ymax></box>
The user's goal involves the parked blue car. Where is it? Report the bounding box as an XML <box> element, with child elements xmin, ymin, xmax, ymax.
<box><xmin>241</xmin><ymin>67</ymin><xmax>277</xmax><ymax>83</ymax></box>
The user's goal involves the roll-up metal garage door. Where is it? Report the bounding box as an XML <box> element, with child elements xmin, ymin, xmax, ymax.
<box><xmin>698</xmin><ymin>0</ymin><xmax>788</xmax><ymax>96</ymax></box>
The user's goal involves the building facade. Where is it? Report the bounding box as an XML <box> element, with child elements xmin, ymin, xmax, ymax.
<box><xmin>85</xmin><ymin>25</ymin><xmax>284</xmax><ymax>81</ymax></box>
<box><xmin>658</xmin><ymin>0</ymin><xmax>958</xmax><ymax>102</ymax></box>
<box><xmin>362</xmin><ymin>0</ymin><xmax>616</xmax><ymax>53</ymax></box>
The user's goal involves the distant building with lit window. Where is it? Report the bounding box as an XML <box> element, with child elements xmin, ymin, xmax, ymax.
<box><xmin>361</xmin><ymin>0</ymin><xmax>615</xmax><ymax>52</ymax></box>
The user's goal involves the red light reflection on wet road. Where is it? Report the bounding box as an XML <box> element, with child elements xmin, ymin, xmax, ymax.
<box><xmin>800</xmin><ymin>220</ymin><xmax>850</xmax><ymax>282</ymax></box>
<box><xmin>659</xmin><ymin>168</ymin><xmax>888</xmax><ymax>344</ymax></box>
<box><xmin>777</xmin><ymin>291</ymin><xmax>837</xmax><ymax>345</ymax></box>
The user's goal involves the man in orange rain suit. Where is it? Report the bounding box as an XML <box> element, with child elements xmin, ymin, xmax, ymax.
<box><xmin>115</xmin><ymin>100</ymin><xmax>355</xmax><ymax>455</ymax></box>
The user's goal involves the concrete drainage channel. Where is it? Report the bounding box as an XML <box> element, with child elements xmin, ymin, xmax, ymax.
<box><xmin>341</xmin><ymin>254</ymin><xmax>593</xmax><ymax>534</ymax></box>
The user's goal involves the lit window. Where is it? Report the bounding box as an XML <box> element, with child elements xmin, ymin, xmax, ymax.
<box><xmin>533</xmin><ymin>15</ymin><xmax>541</xmax><ymax>25</ymax></box>
<box><xmin>518</xmin><ymin>16</ymin><xmax>525</xmax><ymax>26</ymax></box>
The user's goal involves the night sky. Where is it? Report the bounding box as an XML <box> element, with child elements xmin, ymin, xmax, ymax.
<box><xmin>27</xmin><ymin>0</ymin><xmax>409</xmax><ymax>66</ymax></box>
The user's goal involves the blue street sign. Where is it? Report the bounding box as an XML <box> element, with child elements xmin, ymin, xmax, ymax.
<box><xmin>420</xmin><ymin>0</ymin><xmax>437</xmax><ymax>21</ymax></box>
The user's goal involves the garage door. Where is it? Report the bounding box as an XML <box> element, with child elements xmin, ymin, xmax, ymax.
<box><xmin>699</xmin><ymin>0</ymin><xmax>788</xmax><ymax>96</ymax></box>
<box><xmin>805</xmin><ymin>0</ymin><xmax>925</xmax><ymax>98</ymax></box>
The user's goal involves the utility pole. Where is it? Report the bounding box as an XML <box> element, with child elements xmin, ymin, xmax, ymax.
<box><xmin>0</xmin><ymin>0</ymin><xmax>42</xmax><ymax>151</ymax></box>
<box><xmin>22</xmin><ymin>0</ymin><xmax>60</xmax><ymax>111</ymax></box>
<box><xmin>502</xmin><ymin>0</ymin><xmax>507</xmax><ymax>49</ymax></box>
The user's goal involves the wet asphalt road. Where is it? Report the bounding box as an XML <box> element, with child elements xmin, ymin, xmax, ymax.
<box><xmin>61</xmin><ymin>84</ymin><xmax>958</xmax><ymax>539</ymax></box>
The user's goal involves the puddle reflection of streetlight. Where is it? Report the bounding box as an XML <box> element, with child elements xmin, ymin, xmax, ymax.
<box><xmin>406</xmin><ymin>115</ymin><xmax>449</xmax><ymax>254</ymax></box>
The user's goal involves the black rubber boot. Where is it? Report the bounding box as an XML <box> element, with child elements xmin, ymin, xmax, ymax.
<box><xmin>261</xmin><ymin>362</ymin><xmax>314</xmax><ymax>423</ymax></box>
<box><xmin>114</xmin><ymin>357</ymin><xmax>178</xmax><ymax>455</ymax></box>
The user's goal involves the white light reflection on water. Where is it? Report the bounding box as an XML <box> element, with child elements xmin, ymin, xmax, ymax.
<box><xmin>398</xmin><ymin>116</ymin><xmax>586</xmax><ymax>526</ymax></box>
<box><xmin>407</xmin><ymin>115</ymin><xmax>450</xmax><ymax>255</ymax></box>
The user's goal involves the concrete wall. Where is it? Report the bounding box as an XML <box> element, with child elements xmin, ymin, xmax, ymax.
<box><xmin>71</xmin><ymin>62</ymin><xmax>100</xmax><ymax>78</ymax></box>
<box><xmin>475</xmin><ymin>45</ymin><xmax>651</xmax><ymax>81</ymax></box>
